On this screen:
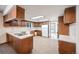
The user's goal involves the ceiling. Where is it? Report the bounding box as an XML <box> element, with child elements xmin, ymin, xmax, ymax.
<box><xmin>0</xmin><ymin>5</ymin><xmax>7</xmax><ymax>12</ymax></box>
<box><xmin>24</xmin><ymin>5</ymin><xmax>73</xmax><ymax>21</ymax></box>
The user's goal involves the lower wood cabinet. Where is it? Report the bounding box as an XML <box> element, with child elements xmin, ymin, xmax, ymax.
<box><xmin>58</xmin><ymin>40</ymin><xmax>76</xmax><ymax>54</ymax></box>
<box><xmin>6</xmin><ymin>33</ymin><xmax>33</xmax><ymax>54</ymax></box>
<box><xmin>30</xmin><ymin>30</ymin><xmax>42</xmax><ymax>36</ymax></box>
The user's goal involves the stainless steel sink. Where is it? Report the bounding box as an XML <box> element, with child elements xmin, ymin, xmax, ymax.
<box><xmin>14</xmin><ymin>32</ymin><xmax>27</xmax><ymax>36</ymax></box>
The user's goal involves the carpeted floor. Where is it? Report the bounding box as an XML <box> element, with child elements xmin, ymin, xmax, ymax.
<box><xmin>0</xmin><ymin>36</ymin><xmax>58</xmax><ymax>54</ymax></box>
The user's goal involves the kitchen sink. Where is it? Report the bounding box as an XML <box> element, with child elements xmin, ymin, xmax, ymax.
<box><xmin>14</xmin><ymin>32</ymin><xmax>27</xmax><ymax>36</ymax></box>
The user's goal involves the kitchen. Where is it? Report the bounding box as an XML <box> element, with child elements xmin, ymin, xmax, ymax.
<box><xmin>0</xmin><ymin>5</ymin><xmax>77</xmax><ymax>54</ymax></box>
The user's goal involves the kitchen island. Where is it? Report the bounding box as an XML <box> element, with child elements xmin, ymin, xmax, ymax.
<box><xmin>6</xmin><ymin>32</ymin><xmax>33</xmax><ymax>54</ymax></box>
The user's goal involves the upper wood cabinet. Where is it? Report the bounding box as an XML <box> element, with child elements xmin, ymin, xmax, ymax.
<box><xmin>3</xmin><ymin>5</ymin><xmax>26</xmax><ymax>27</ymax></box>
<box><xmin>16</xmin><ymin>6</ymin><xmax>25</xmax><ymax>20</ymax></box>
<box><xmin>58</xmin><ymin>16</ymin><xmax>69</xmax><ymax>35</ymax></box>
<box><xmin>64</xmin><ymin>6</ymin><xmax>76</xmax><ymax>24</ymax></box>
<box><xmin>32</xmin><ymin>21</ymin><xmax>49</xmax><ymax>27</ymax></box>
<box><xmin>4</xmin><ymin>5</ymin><xmax>25</xmax><ymax>22</ymax></box>
<box><xmin>32</xmin><ymin>22</ymin><xmax>41</xmax><ymax>27</ymax></box>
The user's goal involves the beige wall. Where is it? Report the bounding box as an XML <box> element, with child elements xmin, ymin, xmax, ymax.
<box><xmin>0</xmin><ymin>13</ymin><xmax>6</xmax><ymax>44</ymax></box>
<box><xmin>76</xmin><ymin>6</ymin><xmax>79</xmax><ymax>54</ymax></box>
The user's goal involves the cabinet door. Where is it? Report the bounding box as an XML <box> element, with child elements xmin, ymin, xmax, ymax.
<box><xmin>64</xmin><ymin>6</ymin><xmax>76</xmax><ymax>24</ymax></box>
<box><xmin>31</xmin><ymin>31</ymin><xmax>35</xmax><ymax>36</ymax></box>
<box><xmin>16</xmin><ymin>6</ymin><xmax>25</xmax><ymax>20</ymax></box>
<box><xmin>7</xmin><ymin>34</ymin><xmax>14</xmax><ymax>46</ymax></box>
<box><xmin>10</xmin><ymin>20</ymin><xmax>18</xmax><ymax>26</ymax></box>
<box><xmin>37</xmin><ymin>30</ymin><xmax>42</xmax><ymax>36</ymax></box>
<box><xmin>21</xmin><ymin>37</ymin><xmax>33</xmax><ymax>53</ymax></box>
<box><xmin>21</xmin><ymin>20</ymin><xmax>27</xmax><ymax>26</ymax></box>
<box><xmin>10</xmin><ymin>6</ymin><xmax>16</xmax><ymax>19</ymax></box>
<box><xmin>3</xmin><ymin>14</ymin><xmax>8</xmax><ymax>21</ymax></box>
<box><xmin>59</xmin><ymin>40</ymin><xmax>76</xmax><ymax>54</ymax></box>
<box><xmin>33</xmin><ymin>22</ymin><xmax>41</xmax><ymax>27</ymax></box>
<box><xmin>58</xmin><ymin>16</ymin><xmax>69</xmax><ymax>35</ymax></box>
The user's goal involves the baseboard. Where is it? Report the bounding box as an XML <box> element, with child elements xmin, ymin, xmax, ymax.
<box><xmin>0</xmin><ymin>42</ymin><xmax>8</xmax><ymax>45</ymax></box>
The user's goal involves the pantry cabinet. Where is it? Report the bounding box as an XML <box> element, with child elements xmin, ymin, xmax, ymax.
<box><xmin>59</xmin><ymin>40</ymin><xmax>76</xmax><ymax>54</ymax></box>
<box><xmin>64</xmin><ymin>6</ymin><xmax>76</xmax><ymax>24</ymax></box>
<box><xmin>58</xmin><ymin>16</ymin><xmax>69</xmax><ymax>35</ymax></box>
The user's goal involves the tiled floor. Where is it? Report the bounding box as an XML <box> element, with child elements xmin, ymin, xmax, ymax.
<box><xmin>32</xmin><ymin>36</ymin><xmax>58</xmax><ymax>54</ymax></box>
<box><xmin>0</xmin><ymin>36</ymin><xmax>58</xmax><ymax>54</ymax></box>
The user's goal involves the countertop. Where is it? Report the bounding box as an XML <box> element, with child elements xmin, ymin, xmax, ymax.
<box><xmin>7</xmin><ymin>32</ymin><xmax>33</xmax><ymax>39</ymax></box>
<box><xmin>59</xmin><ymin>35</ymin><xmax>76</xmax><ymax>43</ymax></box>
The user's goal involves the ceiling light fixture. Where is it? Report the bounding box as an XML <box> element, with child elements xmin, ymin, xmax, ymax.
<box><xmin>31</xmin><ymin>16</ymin><xmax>44</xmax><ymax>20</ymax></box>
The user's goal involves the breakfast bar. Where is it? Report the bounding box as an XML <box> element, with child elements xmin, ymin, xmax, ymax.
<box><xmin>6</xmin><ymin>32</ymin><xmax>33</xmax><ymax>54</ymax></box>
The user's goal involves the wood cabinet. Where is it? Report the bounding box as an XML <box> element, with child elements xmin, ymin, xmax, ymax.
<box><xmin>30</xmin><ymin>31</ymin><xmax>35</xmax><ymax>36</ymax></box>
<box><xmin>4</xmin><ymin>20</ymin><xmax>27</xmax><ymax>27</ymax></box>
<box><xmin>30</xmin><ymin>30</ymin><xmax>42</xmax><ymax>36</ymax></box>
<box><xmin>4</xmin><ymin>14</ymin><xmax>8</xmax><ymax>21</ymax></box>
<box><xmin>59</xmin><ymin>40</ymin><xmax>76</xmax><ymax>54</ymax></box>
<box><xmin>32</xmin><ymin>21</ymin><xmax>49</xmax><ymax>27</ymax></box>
<box><xmin>16</xmin><ymin>6</ymin><xmax>25</xmax><ymax>20</ymax></box>
<box><xmin>7</xmin><ymin>6</ymin><xmax>16</xmax><ymax>21</ymax></box>
<box><xmin>32</xmin><ymin>22</ymin><xmax>41</xmax><ymax>27</ymax></box>
<box><xmin>64</xmin><ymin>6</ymin><xmax>76</xmax><ymax>24</ymax></box>
<box><xmin>6</xmin><ymin>34</ymin><xmax>33</xmax><ymax>54</ymax></box>
<box><xmin>4</xmin><ymin>5</ymin><xmax>25</xmax><ymax>21</ymax></box>
<box><xmin>58</xmin><ymin>16</ymin><xmax>69</xmax><ymax>35</ymax></box>
<box><xmin>3</xmin><ymin>5</ymin><xmax>26</xmax><ymax>27</ymax></box>
<box><xmin>35</xmin><ymin>30</ymin><xmax>42</xmax><ymax>36</ymax></box>
<box><xmin>21</xmin><ymin>20</ymin><xmax>27</xmax><ymax>26</ymax></box>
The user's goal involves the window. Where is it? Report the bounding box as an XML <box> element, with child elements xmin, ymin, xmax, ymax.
<box><xmin>50</xmin><ymin>22</ymin><xmax>57</xmax><ymax>33</ymax></box>
<box><xmin>27</xmin><ymin>22</ymin><xmax>31</xmax><ymax>28</ymax></box>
